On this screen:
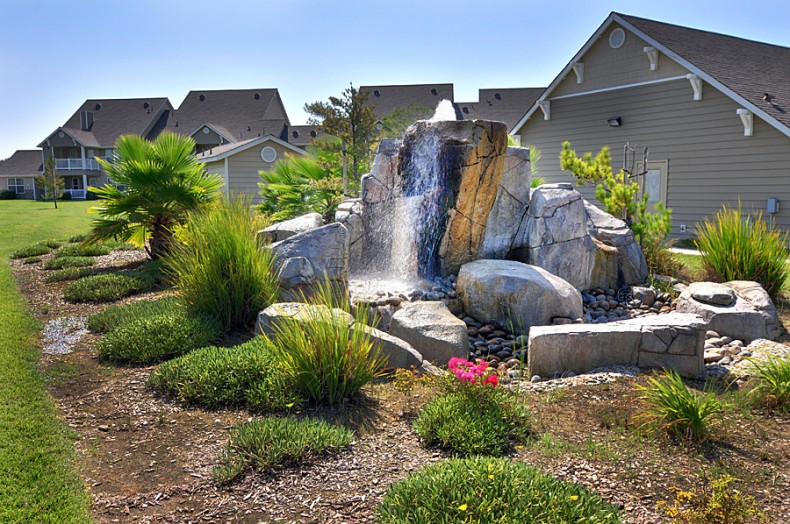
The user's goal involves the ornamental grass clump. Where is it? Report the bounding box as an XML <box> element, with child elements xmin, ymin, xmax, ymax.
<box><xmin>62</xmin><ymin>273</ymin><xmax>150</xmax><ymax>303</ymax></box>
<box><xmin>10</xmin><ymin>243</ymin><xmax>52</xmax><ymax>259</ymax></box>
<box><xmin>165</xmin><ymin>197</ymin><xmax>279</xmax><ymax>333</ymax></box>
<box><xmin>636</xmin><ymin>370</ymin><xmax>722</xmax><ymax>444</ymax></box>
<box><xmin>87</xmin><ymin>296</ymin><xmax>183</xmax><ymax>334</ymax></box>
<box><xmin>747</xmin><ymin>355</ymin><xmax>790</xmax><ymax>412</ymax></box>
<box><xmin>43</xmin><ymin>256</ymin><xmax>96</xmax><ymax>270</ymax></box>
<box><xmin>147</xmin><ymin>337</ymin><xmax>301</xmax><ymax>411</ymax></box>
<box><xmin>54</xmin><ymin>242</ymin><xmax>111</xmax><ymax>257</ymax></box>
<box><xmin>696</xmin><ymin>204</ymin><xmax>790</xmax><ymax>299</ymax></box>
<box><xmin>212</xmin><ymin>417</ymin><xmax>352</xmax><ymax>484</ymax></box>
<box><xmin>44</xmin><ymin>267</ymin><xmax>96</xmax><ymax>283</ymax></box>
<box><xmin>377</xmin><ymin>456</ymin><xmax>621</xmax><ymax>523</ymax></box>
<box><xmin>263</xmin><ymin>283</ymin><xmax>388</xmax><ymax>405</ymax></box>
<box><xmin>413</xmin><ymin>358</ymin><xmax>530</xmax><ymax>456</ymax></box>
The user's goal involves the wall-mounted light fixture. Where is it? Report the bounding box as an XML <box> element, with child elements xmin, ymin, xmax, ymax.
<box><xmin>607</xmin><ymin>117</ymin><xmax>622</xmax><ymax>127</ymax></box>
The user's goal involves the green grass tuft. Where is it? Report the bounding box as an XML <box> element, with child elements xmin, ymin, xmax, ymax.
<box><xmin>22</xmin><ymin>256</ymin><xmax>43</xmax><ymax>264</ymax></box>
<box><xmin>62</xmin><ymin>273</ymin><xmax>151</xmax><ymax>303</ymax></box>
<box><xmin>55</xmin><ymin>242</ymin><xmax>111</xmax><ymax>257</ymax></box>
<box><xmin>414</xmin><ymin>386</ymin><xmax>531</xmax><ymax>456</ymax></box>
<box><xmin>87</xmin><ymin>296</ymin><xmax>182</xmax><ymax>334</ymax></box>
<box><xmin>97</xmin><ymin>309</ymin><xmax>221</xmax><ymax>364</ymax></box>
<box><xmin>147</xmin><ymin>337</ymin><xmax>302</xmax><ymax>411</ymax></box>
<box><xmin>696</xmin><ymin>204</ymin><xmax>790</xmax><ymax>299</ymax></box>
<box><xmin>212</xmin><ymin>417</ymin><xmax>352</xmax><ymax>483</ymax></box>
<box><xmin>747</xmin><ymin>356</ymin><xmax>790</xmax><ymax>412</ymax></box>
<box><xmin>377</xmin><ymin>457</ymin><xmax>621</xmax><ymax>523</ymax></box>
<box><xmin>636</xmin><ymin>370</ymin><xmax>722</xmax><ymax>444</ymax></box>
<box><xmin>10</xmin><ymin>243</ymin><xmax>52</xmax><ymax>259</ymax></box>
<box><xmin>43</xmin><ymin>267</ymin><xmax>96</xmax><ymax>283</ymax></box>
<box><xmin>43</xmin><ymin>256</ymin><xmax>96</xmax><ymax>270</ymax></box>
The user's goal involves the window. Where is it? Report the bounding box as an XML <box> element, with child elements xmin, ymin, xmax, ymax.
<box><xmin>260</xmin><ymin>146</ymin><xmax>277</xmax><ymax>163</ymax></box>
<box><xmin>7</xmin><ymin>178</ymin><xmax>24</xmax><ymax>194</ymax></box>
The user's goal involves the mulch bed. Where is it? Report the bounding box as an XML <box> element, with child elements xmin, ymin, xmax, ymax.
<box><xmin>11</xmin><ymin>251</ymin><xmax>790</xmax><ymax>523</ymax></box>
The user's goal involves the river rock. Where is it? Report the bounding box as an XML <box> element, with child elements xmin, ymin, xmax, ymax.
<box><xmin>258</xmin><ymin>213</ymin><xmax>323</xmax><ymax>243</ymax></box>
<box><xmin>389</xmin><ymin>301</ymin><xmax>469</xmax><ymax>364</ymax></box>
<box><xmin>456</xmin><ymin>259</ymin><xmax>582</xmax><ymax>333</ymax></box>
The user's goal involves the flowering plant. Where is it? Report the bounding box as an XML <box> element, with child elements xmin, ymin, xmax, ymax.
<box><xmin>448</xmin><ymin>357</ymin><xmax>498</xmax><ymax>386</ymax></box>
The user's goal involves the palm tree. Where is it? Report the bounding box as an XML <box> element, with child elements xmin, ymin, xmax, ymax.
<box><xmin>259</xmin><ymin>154</ymin><xmax>342</xmax><ymax>222</ymax></box>
<box><xmin>89</xmin><ymin>131</ymin><xmax>223</xmax><ymax>259</ymax></box>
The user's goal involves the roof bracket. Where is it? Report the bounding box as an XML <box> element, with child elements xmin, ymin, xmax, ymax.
<box><xmin>572</xmin><ymin>62</ymin><xmax>585</xmax><ymax>84</ymax></box>
<box><xmin>736</xmin><ymin>108</ymin><xmax>753</xmax><ymax>136</ymax></box>
<box><xmin>538</xmin><ymin>100</ymin><xmax>551</xmax><ymax>120</ymax></box>
<box><xmin>643</xmin><ymin>46</ymin><xmax>659</xmax><ymax>71</ymax></box>
<box><xmin>686</xmin><ymin>74</ymin><xmax>702</xmax><ymax>101</ymax></box>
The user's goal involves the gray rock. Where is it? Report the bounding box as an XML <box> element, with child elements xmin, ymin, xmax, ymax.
<box><xmin>457</xmin><ymin>259</ymin><xmax>583</xmax><ymax>334</ymax></box>
<box><xmin>688</xmin><ymin>282</ymin><xmax>737</xmax><ymax>306</ymax></box>
<box><xmin>481</xmin><ymin>146</ymin><xmax>531</xmax><ymax>259</ymax></box>
<box><xmin>389</xmin><ymin>301</ymin><xmax>469</xmax><ymax>364</ymax></box>
<box><xmin>255</xmin><ymin>302</ymin><xmax>354</xmax><ymax>336</ymax></box>
<box><xmin>631</xmin><ymin>286</ymin><xmax>656</xmax><ymax>307</ymax></box>
<box><xmin>258</xmin><ymin>213</ymin><xmax>323</xmax><ymax>243</ymax></box>
<box><xmin>528</xmin><ymin>313</ymin><xmax>706</xmax><ymax>379</ymax></box>
<box><xmin>356</xmin><ymin>325</ymin><xmax>423</xmax><ymax>370</ymax></box>
<box><xmin>676</xmin><ymin>281</ymin><xmax>780</xmax><ymax>342</ymax></box>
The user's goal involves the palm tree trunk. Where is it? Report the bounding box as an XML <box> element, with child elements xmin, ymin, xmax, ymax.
<box><xmin>149</xmin><ymin>215</ymin><xmax>173</xmax><ymax>260</ymax></box>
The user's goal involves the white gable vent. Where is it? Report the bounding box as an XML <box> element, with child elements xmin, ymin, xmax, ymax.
<box><xmin>261</xmin><ymin>146</ymin><xmax>277</xmax><ymax>163</ymax></box>
<box><xmin>609</xmin><ymin>28</ymin><xmax>626</xmax><ymax>49</ymax></box>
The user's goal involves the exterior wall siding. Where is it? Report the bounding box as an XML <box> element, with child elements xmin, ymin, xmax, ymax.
<box><xmin>553</xmin><ymin>22</ymin><xmax>689</xmax><ymax>98</ymax></box>
<box><xmin>518</xmin><ymin>79</ymin><xmax>790</xmax><ymax>237</ymax></box>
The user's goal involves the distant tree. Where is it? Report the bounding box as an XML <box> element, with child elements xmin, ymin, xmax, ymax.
<box><xmin>304</xmin><ymin>83</ymin><xmax>377</xmax><ymax>180</ymax></box>
<box><xmin>37</xmin><ymin>157</ymin><xmax>65</xmax><ymax>209</ymax></box>
<box><xmin>379</xmin><ymin>104</ymin><xmax>434</xmax><ymax>138</ymax></box>
<box><xmin>89</xmin><ymin>132</ymin><xmax>223</xmax><ymax>259</ymax></box>
<box><xmin>259</xmin><ymin>154</ymin><xmax>342</xmax><ymax>223</ymax></box>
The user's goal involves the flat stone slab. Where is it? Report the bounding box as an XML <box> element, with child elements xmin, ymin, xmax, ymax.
<box><xmin>528</xmin><ymin>313</ymin><xmax>706</xmax><ymax>379</ymax></box>
<box><xmin>389</xmin><ymin>301</ymin><xmax>469</xmax><ymax>365</ymax></box>
<box><xmin>688</xmin><ymin>282</ymin><xmax>736</xmax><ymax>306</ymax></box>
<box><xmin>258</xmin><ymin>212</ymin><xmax>323</xmax><ymax>243</ymax></box>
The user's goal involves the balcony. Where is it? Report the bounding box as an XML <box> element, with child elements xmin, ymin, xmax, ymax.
<box><xmin>55</xmin><ymin>158</ymin><xmax>100</xmax><ymax>171</ymax></box>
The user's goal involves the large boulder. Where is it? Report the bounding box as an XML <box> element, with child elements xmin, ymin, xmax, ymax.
<box><xmin>389</xmin><ymin>301</ymin><xmax>469</xmax><ymax>364</ymax></box>
<box><xmin>268</xmin><ymin>223</ymin><xmax>349</xmax><ymax>301</ymax></box>
<box><xmin>675</xmin><ymin>281</ymin><xmax>781</xmax><ymax>342</ymax></box>
<box><xmin>255</xmin><ymin>302</ymin><xmax>423</xmax><ymax>371</ymax></box>
<box><xmin>480</xmin><ymin>146</ymin><xmax>531</xmax><ymax>259</ymax></box>
<box><xmin>528</xmin><ymin>313</ymin><xmax>706</xmax><ymax>379</ymax></box>
<box><xmin>510</xmin><ymin>184</ymin><xmax>647</xmax><ymax>290</ymax></box>
<box><xmin>456</xmin><ymin>259</ymin><xmax>583</xmax><ymax>333</ymax></box>
<box><xmin>258</xmin><ymin>213</ymin><xmax>323</xmax><ymax>243</ymax></box>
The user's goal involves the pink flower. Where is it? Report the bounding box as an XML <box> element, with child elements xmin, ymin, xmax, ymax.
<box><xmin>448</xmin><ymin>357</ymin><xmax>467</xmax><ymax>372</ymax></box>
<box><xmin>460</xmin><ymin>371</ymin><xmax>476</xmax><ymax>383</ymax></box>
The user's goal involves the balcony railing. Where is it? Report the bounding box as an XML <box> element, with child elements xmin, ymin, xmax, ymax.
<box><xmin>54</xmin><ymin>158</ymin><xmax>100</xmax><ymax>171</ymax></box>
<box><xmin>64</xmin><ymin>189</ymin><xmax>87</xmax><ymax>200</ymax></box>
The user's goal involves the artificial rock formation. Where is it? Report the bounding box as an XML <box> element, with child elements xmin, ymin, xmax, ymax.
<box><xmin>675</xmin><ymin>281</ymin><xmax>781</xmax><ymax>342</ymax></box>
<box><xmin>510</xmin><ymin>184</ymin><xmax>647</xmax><ymax>290</ymax></box>
<box><xmin>456</xmin><ymin>259</ymin><xmax>583</xmax><ymax>333</ymax></box>
<box><xmin>258</xmin><ymin>212</ymin><xmax>323</xmax><ymax>243</ymax></box>
<box><xmin>389</xmin><ymin>301</ymin><xmax>469</xmax><ymax>364</ymax></box>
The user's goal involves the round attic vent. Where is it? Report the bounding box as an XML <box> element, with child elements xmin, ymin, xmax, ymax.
<box><xmin>310</xmin><ymin>130</ymin><xmax>317</xmax><ymax>138</ymax></box>
<box><xmin>462</xmin><ymin>107</ymin><xmax>469</xmax><ymax>114</ymax></box>
<box><xmin>494</xmin><ymin>93</ymin><xmax>502</xmax><ymax>100</ymax></box>
<box><xmin>292</xmin><ymin>130</ymin><xmax>299</xmax><ymax>138</ymax></box>
<box><xmin>609</xmin><ymin>28</ymin><xmax>626</xmax><ymax>49</ymax></box>
<box><xmin>143</xmin><ymin>102</ymin><xmax>150</xmax><ymax>109</ymax></box>
<box><xmin>202</xmin><ymin>127</ymin><xmax>210</xmax><ymax>134</ymax></box>
<box><xmin>261</xmin><ymin>146</ymin><xmax>277</xmax><ymax>163</ymax></box>
<box><xmin>95</xmin><ymin>103</ymin><xmax>102</xmax><ymax>111</ymax></box>
<box><xmin>373</xmin><ymin>90</ymin><xmax>380</xmax><ymax>97</ymax></box>
<box><xmin>430</xmin><ymin>88</ymin><xmax>438</xmax><ymax>95</ymax></box>
<box><xmin>199</xmin><ymin>94</ymin><xmax>205</xmax><ymax>101</ymax></box>
<box><xmin>58</xmin><ymin>131</ymin><xmax>65</xmax><ymax>138</ymax></box>
<box><xmin>254</xmin><ymin>93</ymin><xmax>261</xmax><ymax>100</ymax></box>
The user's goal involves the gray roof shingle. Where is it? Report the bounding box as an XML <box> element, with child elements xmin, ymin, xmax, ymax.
<box><xmin>619</xmin><ymin>13</ymin><xmax>790</xmax><ymax>129</ymax></box>
<box><xmin>166</xmin><ymin>89</ymin><xmax>289</xmax><ymax>142</ymax></box>
<box><xmin>456</xmin><ymin>88</ymin><xmax>544</xmax><ymax>130</ymax></box>
<box><xmin>360</xmin><ymin>84</ymin><xmax>454</xmax><ymax>120</ymax></box>
<box><xmin>0</xmin><ymin>150</ymin><xmax>43</xmax><ymax>176</ymax></box>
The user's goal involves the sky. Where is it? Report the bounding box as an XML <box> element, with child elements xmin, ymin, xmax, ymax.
<box><xmin>1</xmin><ymin>0</ymin><xmax>789</xmax><ymax>161</ymax></box>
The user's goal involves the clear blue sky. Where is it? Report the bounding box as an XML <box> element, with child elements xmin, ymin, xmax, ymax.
<box><xmin>1</xmin><ymin>0</ymin><xmax>789</xmax><ymax>160</ymax></box>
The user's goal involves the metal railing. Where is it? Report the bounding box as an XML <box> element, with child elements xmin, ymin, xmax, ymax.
<box><xmin>54</xmin><ymin>158</ymin><xmax>100</xmax><ymax>171</ymax></box>
<box><xmin>64</xmin><ymin>189</ymin><xmax>87</xmax><ymax>199</ymax></box>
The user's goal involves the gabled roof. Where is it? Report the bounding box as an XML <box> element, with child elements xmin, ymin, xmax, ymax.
<box><xmin>39</xmin><ymin>98</ymin><xmax>171</xmax><ymax>148</ymax></box>
<box><xmin>167</xmin><ymin>89</ymin><xmax>290</xmax><ymax>143</ymax></box>
<box><xmin>195</xmin><ymin>134</ymin><xmax>307</xmax><ymax>163</ymax></box>
<box><xmin>0</xmin><ymin>150</ymin><xmax>43</xmax><ymax>176</ymax></box>
<box><xmin>512</xmin><ymin>12</ymin><xmax>790</xmax><ymax>138</ymax></box>
<box><xmin>456</xmin><ymin>88</ymin><xmax>544</xmax><ymax>131</ymax></box>
<box><xmin>360</xmin><ymin>83</ymin><xmax>453</xmax><ymax>120</ymax></box>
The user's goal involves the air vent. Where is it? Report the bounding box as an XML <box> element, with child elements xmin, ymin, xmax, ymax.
<box><xmin>309</xmin><ymin>130</ymin><xmax>317</xmax><ymax>138</ymax></box>
<box><xmin>292</xmin><ymin>130</ymin><xmax>299</xmax><ymax>138</ymax></box>
<box><xmin>494</xmin><ymin>93</ymin><xmax>502</xmax><ymax>100</ymax></box>
<box><xmin>609</xmin><ymin>28</ymin><xmax>626</xmax><ymax>49</ymax></box>
<box><xmin>254</xmin><ymin>93</ymin><xmax>261</xmax><ymax>100</ymax></box>
<box><xmin>260</xmin><ymin>146</ymin><xmax>277</xmax><ymax>163</ymax></box>
<box><xmin>430</xmin><ymin>88</ymin><xmax>438</xmax><ymax>96</ymax></box>
<box><xmin>462</xmin><ymin>107</ymin><xmax>469</xmax><ymax>114</ymax></box>
<box><xmin>199</xmin><ymin>94</ymin><xmax>205</xmax><ymax>102</ymax></box>
<box><xmin>202</xmin><ymin>127</ymin><xmax>210</xmax><ymax>134</ymax></box>
<box><xmin>373</xmin><ymin>90</ymin><xmax>380</xmax><ymax>97</ymax></box>
<box><xmin>143</xmin><ymin>102</ymin><xmax>150</xmax><ymax>109</ymax></box>
<box><xmin>94</xmin><ymin>103</ymin><xmax>102</xmax><ymax>111</ymax></box>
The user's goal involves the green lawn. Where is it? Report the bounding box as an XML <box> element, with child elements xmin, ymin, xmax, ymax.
<box><xmin>0</xmin><ymin>200</ymin><xmax>93</xmax><ymax>523</ymax></box>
